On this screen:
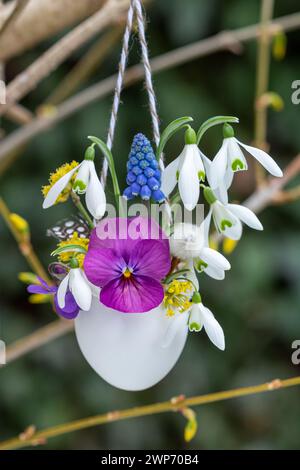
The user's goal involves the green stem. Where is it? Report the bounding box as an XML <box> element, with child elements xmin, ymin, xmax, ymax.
<box><xmin>71</xmin><ymin>192</ymin><xmax>94</xmax><ymax>229</ymax></box>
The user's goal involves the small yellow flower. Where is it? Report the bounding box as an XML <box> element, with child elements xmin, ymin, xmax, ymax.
<box><xmin>163</xmin><ymin>279</ymin><xmax>193</xmax><ymax>317</ymax></box>
<box><xmin>42</xmin><ymin>161</ymin><xmax>79</xmax><ymax>205</ymax></box>
<box><xmin>10</xmin><ymin>213</ymin><xmax>29</xmax><ymax>235</ymax></box>
<box><xmin>56</xmin><ymin>231</ymin><xmax>89</xmax><ymax>268</ymax></box>
<box><xmin>29</xmin><ymin>293</ymin><xmax>52</xmax><ymax>304</ymax></box>
<box><xmin>223</xmin><ymin>237</ymin><xmax>238</xmax><ymax>255</ymax></box>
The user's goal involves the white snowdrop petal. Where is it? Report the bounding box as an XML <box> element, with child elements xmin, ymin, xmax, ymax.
<box><xmin>199</xmin><ymin>304</ymin><xmax>225</xmax><ymax>350</ymax></box>
<box><xmin>57</xmin><ymin>273</ymin><xmax>70</xmax><ymax>309</ymax></box>
<box><xmin>73</xmin><ymin>160</ymin><xmax>90</xmax><ymax>194</ymax></box>
<box><xmin>227</xmin><ymin>203</ymin><xmax>263</xmax><ymax>231</ymax></box>
<box><xmin>222</xmin><ymin>217</ymin><xmax>243</xmax><ymax>240</ymax></box>
<box><xmin>85</xmin><ymin>162</ymin><xmax>106</xmax><ymax>219</ymax></box>
<box><xmin>161</xmin><ymin>156</ymin><xmax>180</xmax><ymax>196</ymax></box>
<box><xmin>201</xmin><ymin>247</ymin><xmax>231</xmax><ymax>270</ymax></box>
<box><xmin>227</xmin><ymin>138</ymin><xmax>248</xmax><ymax>172</ymax></box>
<box><xmin>188</xmin><ymin>305</ymin><xmax>202</xmax><ymax>332</ymax></box>
<box><xmin>209</xmin><ymin>139</ymin><xmax>229</xmax><ymax>189</ymax></box>
<box><xmin>178</xmin><ymin>149</ymin><xmax>200</xmax><ymax>211</ymax></box>
<box><xmin>70</xmin><ymin>269</ymin><xmax>92</xmax><ymax>311</ymax></box>
<box><xmin>238</xmin><ymin>141</ymin><xmax>283</xmax><ymax>177</ymax></box>
<box><xmin>192</xmin><ymin>145</ymin><xmax>205</xmax><ymax>178</ymax></box>
<box><xmin>43</xmin><ymin>165</ymin><xmax>80</xmax><ymax>208</ymax></box>
<box><xmin>204</xmin><ymin>264</ymin><xmax>225</xmax><ymax>280</ymax></box>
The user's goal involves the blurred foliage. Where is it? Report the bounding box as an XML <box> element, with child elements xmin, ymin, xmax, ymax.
<box><xmin>1</xmin><ymin>0</ymin><xmax>300</xmax><ymax>450</ymax></box>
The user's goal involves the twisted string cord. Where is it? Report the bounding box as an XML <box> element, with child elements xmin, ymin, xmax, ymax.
<box><xmin>133</xmin><ymin>0</ymin><xmax>161</xmax><ymax>153</ymax></box>
<box><xmin>101</xmin><ymin>1</ymin><xmax>135</xmax><ymax>186</ymax></box>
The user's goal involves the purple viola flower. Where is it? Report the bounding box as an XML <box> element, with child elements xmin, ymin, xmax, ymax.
<box><xmin>27</xmin><ymin>277</ymin><xmax>79</xmax><ymax>319</ymax></box>
<box><xmin>84</xmin><ymin>217</ymin><xmax>171</xmax><ymax>313</ymax></box>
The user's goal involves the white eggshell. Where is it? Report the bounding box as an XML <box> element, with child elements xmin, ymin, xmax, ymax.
<box><xmin>75</xmin><ymin>298</ymin><xmax>188</xmax><ymax>391</ymax></box>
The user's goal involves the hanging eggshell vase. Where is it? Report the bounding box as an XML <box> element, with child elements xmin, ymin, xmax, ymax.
<box><xmin>75</xmin><ymin>298</ymin><xmax>189</xmax><ymax>391</ymax></box>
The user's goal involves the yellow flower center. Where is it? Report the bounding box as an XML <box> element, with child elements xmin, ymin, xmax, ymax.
<box><xmin>163</xmin><ymin>279</ymin><xmax>193</xmax><ymax>317</ymax></box>
<box><xmin>123</xmin><ymin>268</ymin><xmax>132</xmax><ymax>278</ymax></box>
<box><xmin>42</xmin><ymin>161</ymin><xmax>79</xmax><ymax>205</ymax></box>
<box><xmin>56</xmin><ymin>232</ymin><xmax>89</xmax><ymax>268</ymax></box>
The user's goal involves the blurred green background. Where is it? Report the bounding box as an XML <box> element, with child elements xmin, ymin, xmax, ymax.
<box><xmin>1</xmin><ymin>0</ymin><xmax>300</xmax><ymax>450</ymax></box>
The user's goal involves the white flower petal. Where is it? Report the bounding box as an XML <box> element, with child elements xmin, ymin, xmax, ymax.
<box><xmin>186</xmin><ymin>260</ymin><xmax>199</xmax><ymax>290</ymax></box>
<box><xmin>203</xmin><ymin>209</ymin><xmax>212</xmax><ymax>246</ymax></box>
<box><xmin>192</xmin><ymin>145</ymin><xmax>205</xmax><ymax>179</ymax></box>
<box><xmin>161</xmin><ymin>156</ymin><xmax>180</xmax><ymax>196</ymax></box>
<box><xmin>85</xmin><ymin>162</ymin><xmax>106</xmax><ymax>219</ymax></box>
<box><xmin>178</xmin><ymin>147</ymin><xmax>200</xmax><ymax>211</ymax></box>
<box><xmin>69</xmin><ymin>268</ymin><xmax>92</xmax><ymax>311</ymax></box>
<box><xmin>238</xmin><ymin>140</ymin><xmax>283</xmax><ymax>177</ymax></box>
<box><xmin>199</xmin><ymin>304</ymin><xmax>225</xmax><ymax>350</ymax></box>
<box><xmin>203</xmin><ymin>264</ymin><xmax>225</xmax><ymax>280</ymax></box>
<box><xmin>222</xmin><ymin>217</ymin><xmax>243</xmax><ymax>240</ymax></box>
<box><xmin>201</xmin><ymin>247</ymin><xmax>231</xmax><ymax>270</ymax></box>
<box><xmin>209</xmin><ymin>139</ymin><xmax>229</xmax><ymax>189</ymax></box>
<box><xmin>188</xmin><ymin>305</ymin><xmax>202</xmax><ymax>332</ymax></box>
<box><xmin>212</xmin><ymin>201</ymin><xmax>241</xmax><ymax>239</ymax></box>
<box><xmin>227</xmin><ymin>137</ymin><xmax>248</xmax><ymax>172</ymax></box>
<box><xmin>73</xmin><ymin>160</ymin><xmax>90</xmax><ymax>194</ymax></box>
<box><xmin>43</xmin><ymin>164</ymin><xmax>80</xmax><ymax>209</ymax></box>
<box><xmin>227</xmin><ymin>203</ymin><xmax>263</xmax><ymax>231</ymax></box>
<box><xmin>57</xmin><ymin>273</ymin><xmax>70</xmax><ymax>309</ymax></box>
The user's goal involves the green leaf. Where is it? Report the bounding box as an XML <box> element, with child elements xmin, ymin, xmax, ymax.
<box><xmin>51</xmin><ymin>244</ymin><xmax>87</xmax><ymax>257</ymax></box>
<box><xmin>156</xmin><ymin>116</ymin><xmax>193</xmax><ymax>161</ymax></box>
<box><xmin>197</xmin><ymin>115</ymin><xmax>239</xmax><ymax>144</ymax></box>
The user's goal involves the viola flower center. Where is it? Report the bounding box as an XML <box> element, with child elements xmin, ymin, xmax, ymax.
<box><xmin>123</xmin><ymin>267</ymin><xmax>133</xmax><ymax>278</ymax></box>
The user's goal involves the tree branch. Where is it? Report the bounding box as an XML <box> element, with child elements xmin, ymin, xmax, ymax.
<box><xmin>0</xmin><ymin>0</ymin><xmax>132</xmax><ymax>118</ymax></box>
<box><xmin>0</xmin><ymin>0</ymin><xmax>106</xmax><ymax>61</ymax></box>
<box><xmin>6</xmin><ymin>319</ymin><xmax>74</xmax><ymax>364</ymax></box>
<box><xmin>0</xmin><ymin>0</ymin><xmax>30</xmax><ymax>41</ymax></box>
<box><xmin>0</xmin><ymin>11</ymin><xmax>300</xmax><ymax>166</ymax></box>
<box><xmin>0</xmin><ymin>375</ymin><xmax>299</xmax><ymax>449</ymax></box>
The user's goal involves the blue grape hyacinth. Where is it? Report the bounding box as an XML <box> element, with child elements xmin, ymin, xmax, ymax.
<box><xmin>123</xmin><ymin>133</ymin><xmax>166</xmax><ymax>202</ymax></box>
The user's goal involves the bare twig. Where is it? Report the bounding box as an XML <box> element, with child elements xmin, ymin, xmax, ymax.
<box><xmin>6</xmin><ymin>319</ymin><xmax>74</xmax><ymax>364</ymax></box>
<box><xmin>273</xmin><ymin>186</ymin><xmax>300</xmax><ymax>204</ymax></box>
<box><xmin>0</xmin><ymin>0</ymin><xmax>106</xmax><ymax>61</ymax></box>
<box><xmin>0</xmin><ymin>11</ymin><xmax>300</xmax><ymax>168</ymax></box>
<box><xmin>0</xmin><ymin>0</ymin><xmax>131</xmax><ymax>118</ymax></box>
<box><xmin>0</xmin><ymin>375</ymin><xmax>299</xmax><ymax>450</ymax></box>
<box><xmin>254</xmin><ymin>0</ymin><xmax>274</xmax><ymax>186</ymax></box>
<box><xmin>0</xmin><ymin>0</ymin><xmax>30</xmax><ymax>42</ymax></box>
<box><xmin>45</xmin><ymin>26</ymin><xmax>124</xmax><ymax>106</ymax></box>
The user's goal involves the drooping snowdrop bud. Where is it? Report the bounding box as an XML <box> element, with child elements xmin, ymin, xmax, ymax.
<box><xmin>43</xmin><ymin>145</ymin><xmax>106</xmax><ymax>220</ymax></box>
<box><xmin>209</xmin><ymin>123</ymin><xmax>283</xmax><ymax>190</ymax></box>
<box><xmin>57</xmin><ymin>258</ymin><xmax>92</xmax><ymax>312</ymax></box>
<box><xmin>161</xmin><ymin>126</ymin><xmax>210</xmax><ymax>211</ymax></box>
<box><xmin>203</xmin><ymin>187</ymin><xmax>263</xmax><ymax>240</ymax></box>
<box><xmin>189</xmin><ymin>293</ymin><xmax>225</xmax><ymax>351</ymax></box>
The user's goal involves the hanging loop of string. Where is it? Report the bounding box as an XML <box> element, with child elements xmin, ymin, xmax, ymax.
<box><xmin>101</xmin><ymin>0</ymin><xmax>163</xmax><ymax>186</ymax></box>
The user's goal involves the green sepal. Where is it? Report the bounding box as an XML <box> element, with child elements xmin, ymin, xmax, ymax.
<box><xmin>84</xmin><ymin>145</ymin><xmax>95</xmax><ymax>161</ymax></box>
<box><xmin>156</xmin><ymin>116</ymin><xmax>193</xmax><ymax>161</ymax></box>
<box><xmin>51</xmin><ymin>244</ymin><xmax>87</xmax><ymax>257</ymax></box>
<box><xmin>203</xmin><ymin>186</ymin><xmax>217</xmax><ymax>205</ymax></box>
<box><xmin>70</xmin><ymin>258</ymin><xmax>80</xmax><ymax>269</ymax></box>
<box><xmin>197</xmin><ymin>115</ymin><xmax>239</xmax><ymax>144</ymax></box>
<box><xmin>192</xmin><ymin>291</ymin><xmax>202</xmax><ymax>303</ymax></box>
<box><xmin>223</xmin><ymin>123</ymin><xmax>235</xmax><ymax>138</ymax></box>
<box><xmin>184</xmin><ymin>126</ymin><xmax>197</xmax><ymax>145</ymax></box>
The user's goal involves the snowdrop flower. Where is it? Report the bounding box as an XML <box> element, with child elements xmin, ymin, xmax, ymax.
<box><xmin>209</xmin><ymin>123</ymin><xmax>283</xmax><ymax>190</ymax></box>
<box><xmin>189</xmin><ymin>293</ymin><xmax>225</xmax><ymax>350</ymax></box>
<box><xmin>161</xmin><ymin>127</ymin><xmax>210</xmax><ymax>211</ymax></box>
<box><xmin>43</xmin><ymin>146</ymin><xmax>106</xmax><ymax>219</ymax></box>
<box><xmin>204</xmin><ymin>187</ymin><xmax>263</xmax><ymax>241</ymax></box>
<box><xmin>170</xmin><ymin>221</ymin><xmax>231</xmax><ymax>280</ymax></box>
<box><xmin>57</xmin><ymin>258</ymin><xmax>92</xmax><ymax>312</ymax></box>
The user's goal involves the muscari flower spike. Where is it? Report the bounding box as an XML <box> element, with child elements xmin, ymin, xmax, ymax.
<box><xmin>123</xmin><ymin>133</ymin><xmax>166</xmax><ymax>203</ymax></box>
